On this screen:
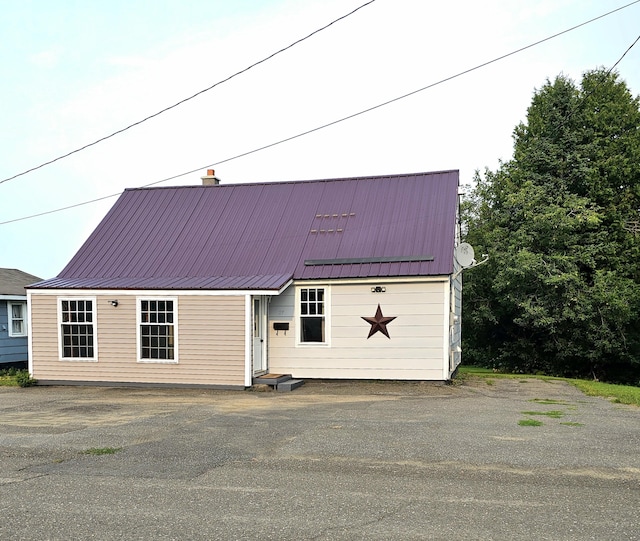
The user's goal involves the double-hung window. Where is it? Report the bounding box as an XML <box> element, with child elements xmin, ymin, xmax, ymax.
<box><xmin>298</xmin><ymin>287</ymin><xmax>329</xmax><ymax>344</ymax></box>
<box><xmin>138</xmin><ymin>298</ymin><xmax>177</xmax><ymax>362</ymax></box>
<box><xmin>8</xmin><ymin>302</ymin><xmax>26</xmax><ymax>337</ymax></box>
<box><xmin>60</xmin><ymin>298</ymin><xmax>96</xmax><ymax>359</ymax></box>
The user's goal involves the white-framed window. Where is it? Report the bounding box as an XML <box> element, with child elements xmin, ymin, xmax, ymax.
<box><xmin>137</xmin><ymin>298</ymin><xmax>178</xmax><ymax>363</ymax></box>
<box><xmin>297</xmin><ymin>286</ymin><xmax>330</xmax><ymax>345</ymax></box>
<box><xmin>59</xmin><ymin>298</ymin><xmax>97</xmax><ymax>360</ymax></box>
<box><xmin>8</xmin><ymin>302</ymin><xmax>27</xmax><ymax>337</ymax></box>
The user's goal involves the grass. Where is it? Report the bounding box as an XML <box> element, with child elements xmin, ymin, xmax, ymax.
<box><xmin>518</xmin><ymin>419</ymin><xmax>543</xmax><ymax>427</ymax></box>
<box><xmin>0</xmin><ymin>367</ymin><xmax>20</xmax><ymax>386</ymax></box>
<box><xmin>520</xmin><ymin>410</ymin><xmax>564</xmax><ymax>418</ymax></box>
<box><xmin>569</xmin><ymin>380</ymin><xmax>640</xmax><ymax>407</ymax></box>
<box><xmin>530</xmin><ymin>398</ymin><xmax>569</xmax><ymax>405</ymax></box>
<box><xmin>0</xmin><ymin>368</ymin><xmax>37</xmax><ymax>387</ymax></box>
<box><xmin>458</xmin><ymin>366</ymin><xmax>640</xmax><ymax>407</ymax></box>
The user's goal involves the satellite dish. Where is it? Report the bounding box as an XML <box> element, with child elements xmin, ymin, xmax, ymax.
<box><xmin>455</xmin><ymin>243</ymin><xmax>475</xmax><ymax>268</ymax></box>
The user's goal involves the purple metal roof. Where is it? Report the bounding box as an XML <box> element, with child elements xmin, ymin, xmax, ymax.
<box><xmin>32</xmin><ymin>171</ymin><xmax>459</xmax><ymax>290</ymax></box>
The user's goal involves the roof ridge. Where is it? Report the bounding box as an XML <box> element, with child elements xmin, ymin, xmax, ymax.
<box><xmin>125</xmin><ymin>170</ymin><xmax>460</xmax><ymax>192</ymax></box>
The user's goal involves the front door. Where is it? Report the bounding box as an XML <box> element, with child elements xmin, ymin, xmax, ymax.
<box><xmin>252</xmin><ymin>296</ymin><xmax>267</xmax><ymax>374</ymax></box>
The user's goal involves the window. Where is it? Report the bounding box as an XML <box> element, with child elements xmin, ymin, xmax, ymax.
<box><xmin>138</xmin><ymin>299</ymin><xmax>177</xmax><ymax>362</ymax></box>
<box><xmin>60</xmin><ymin>299</ymin><xmax>96</xmax><ymax>359</ymax></box>
<box><xmin>299</xmin><ymin>287</ymin><xmax>327</xmax><ymax>343</ymax></box>
<box><xmin>8</xmin><ymin>302</ymin><xmax>26</xmax><ymax>337</ymax></box>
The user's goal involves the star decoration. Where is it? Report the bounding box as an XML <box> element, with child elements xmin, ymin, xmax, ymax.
<box><xmin>361</xmin><ymin>304</ymin><xmax>397</xmax><ymax>339</ymax></box>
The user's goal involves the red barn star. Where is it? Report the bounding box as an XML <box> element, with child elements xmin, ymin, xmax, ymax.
<box><xmin>361</xmin><ymin>304</ymin><xmax>396</xmax><ymax>339</ymax></box>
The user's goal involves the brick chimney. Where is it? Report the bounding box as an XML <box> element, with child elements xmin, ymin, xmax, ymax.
<box><xmin>201</xmin><ymin>169</ymin><xmax>221</xmax><ymax>186</ymax></box>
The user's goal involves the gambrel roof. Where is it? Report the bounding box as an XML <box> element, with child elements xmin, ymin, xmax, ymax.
<box><xmin>32</xmin><ymin>171</ymin><xmax>459</xmax><ymax>290</ymax></box>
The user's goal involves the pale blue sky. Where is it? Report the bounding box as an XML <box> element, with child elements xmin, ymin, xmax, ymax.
<box><xmin>1</xmin><ymin>0</ymin><xmax>639</xmax><ymax>279</ymax></box>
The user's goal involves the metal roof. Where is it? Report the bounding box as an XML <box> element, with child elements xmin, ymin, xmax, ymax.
<box><xmin>31</xmin><ymin>171</ymin><xmax>459</xmax><ymax>290</ymax></box>
<box><xmin>0</xmin><ymin>268</ymin><xmax>42</xmax><ymax>296</ymax></box>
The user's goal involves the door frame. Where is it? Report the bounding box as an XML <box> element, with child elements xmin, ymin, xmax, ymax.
<box><xmin>252</xmin><ymin>295</ymin><xmax>268</xmax><ymax>374</ymax></box>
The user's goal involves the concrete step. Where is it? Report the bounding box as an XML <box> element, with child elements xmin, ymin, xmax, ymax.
<box><xmin>252</xmin><ymin>373</ymin><xmax>304</xmax><ymax>392</ymax></box>
<box><xmin>253</xmin><ymin>374</ymin><xmax>292</xmax><ymax>387</ymax></box>
<box><xmin>277</xmin><ymin>379</ymin><xmax>305</xmax><ymax>392</ymax></box>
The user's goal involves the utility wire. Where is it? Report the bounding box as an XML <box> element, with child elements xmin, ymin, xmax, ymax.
<box><xmin>609</xmin><ymin>33</ymin><xmax>640</xmax><ymax>71</ymax></box>
<box><xmin>2</xmin><ymin>1</ymin><xmax>640</xmax><ymax>226</ymax></box>
<box><xmin>0</xmin><ymin>0</ymin><xmax>376</xmax><ymax>186</ymax></box>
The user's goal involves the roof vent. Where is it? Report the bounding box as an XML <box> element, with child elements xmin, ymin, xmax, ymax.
<box><xmin>201</xmin><ymin>169</ymin><xmax>221</xmax><ymax>186</ymax></box>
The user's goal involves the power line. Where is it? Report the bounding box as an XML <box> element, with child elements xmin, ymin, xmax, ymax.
<box><xmin>2</xmin><ymin>1</ymin><xmax>639</xmax><ymax>226</ymax></box>
<box><xmin>0</xmin><ymin>0</ymin><xmax>377</xmax><ymax>186</ymax></box>
<box><xmin>607</xmin><ymin>33</ymin><xmax>640</xmax><ymax>72</ymax></box>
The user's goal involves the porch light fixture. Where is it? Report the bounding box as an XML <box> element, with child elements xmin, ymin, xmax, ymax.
<box><xmin>110</xmin><ymin>300</ymin><xmax>119</xmax><ymax>307</ymax></box>
<box><xmin>371</xmin><ymin>286</ymin><xmax>386</xmax><ymax>293</ymax></box>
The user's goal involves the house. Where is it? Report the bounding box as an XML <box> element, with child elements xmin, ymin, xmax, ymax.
<box><xmin>28</xmin><ymin>170</ymin><xmax>463</xmax><ymax>389</ymax></box>
<box><xmin>1</xmin><ymin>268</ymin><xmax>42</xmax><ymax>369</ymax></box>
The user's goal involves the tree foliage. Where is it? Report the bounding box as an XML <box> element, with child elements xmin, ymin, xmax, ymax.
<box><xmin>462</xmin><ymin>69</ymin><xmax>640</xmax><ymax>384</ymax></box>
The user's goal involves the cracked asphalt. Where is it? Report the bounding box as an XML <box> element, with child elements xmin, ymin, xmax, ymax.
<box><xmin>0</xmin><ymin>377</ymin><xmax>638</xmax><ymax>540</ymax></box>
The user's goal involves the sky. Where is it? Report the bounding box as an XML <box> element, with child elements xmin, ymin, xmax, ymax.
<box><xmin>1</xmin><ymin>0</ymin><xmax>639</xmax><ymax>280</ymax></box>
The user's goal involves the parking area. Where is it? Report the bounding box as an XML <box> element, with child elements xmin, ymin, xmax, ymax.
<box><xmin>1</xmin><ymin>377</ymin><xmax>639</xmax><ymax>540</ymax></box>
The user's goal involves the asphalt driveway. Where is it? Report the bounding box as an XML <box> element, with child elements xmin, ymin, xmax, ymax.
<box><xmin>0</xmin><ymin>377</ymin><xmax>638</xmax><ymax>540</ymax></box>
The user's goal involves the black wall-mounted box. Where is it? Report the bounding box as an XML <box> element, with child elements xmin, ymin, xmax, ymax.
<box><xmin>273</xmin><ymin>322</ymin><xmax>289</xmax><ymax>331</ymax></box>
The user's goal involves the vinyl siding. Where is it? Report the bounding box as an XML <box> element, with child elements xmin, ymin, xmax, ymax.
<box><xmin>268</xmin><ymin>280</ymin><xmax>448</xmax><ymax>380</ymax></box>
<box><xmin>30</xmin><ymin>293</ymin><xmax>246</xmax><ymax>386</ymax></box>
<box><xmin>1</xmin><ymin>301</ymin><xmax>29</xmax><ymax>363</ymax></box>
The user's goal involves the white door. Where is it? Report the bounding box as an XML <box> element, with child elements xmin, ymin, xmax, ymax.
<box><xmin>252</xmin><ymin>297</ymin><xmax>267</xmax><ymax>374</ymax></box>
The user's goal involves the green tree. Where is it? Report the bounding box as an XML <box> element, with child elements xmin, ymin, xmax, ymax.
<box><xmin>463</xmin><ymin>69</ymin><xmax>640</xmax><ymax>384</ymax></box>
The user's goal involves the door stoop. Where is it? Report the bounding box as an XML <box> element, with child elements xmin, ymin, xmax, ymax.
<box><xmin>276</xmin><ymin>378</ymin><xmax>305</xmax><ymax>392</ymax></box>
<box><xmin>252</xmin><ymin>373</ymin><xmax>305</xmax><ymax>392</ymax></box>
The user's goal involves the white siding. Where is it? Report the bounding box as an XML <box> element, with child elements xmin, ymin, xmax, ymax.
<box><xmin>268</xmin><ymin>279</ymin><xmax>448</xmax><ymax>380</ymax></box>
<box><xmin>449</xmin><ymin>271</ymin><xmax>463</xmax><ymax>375</ymax></box>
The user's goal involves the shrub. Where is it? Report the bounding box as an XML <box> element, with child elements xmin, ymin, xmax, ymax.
<box><xmin>15</xmin><ymin>370</ymin><xmax>37</xmax><ymax>387</ymax></box>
